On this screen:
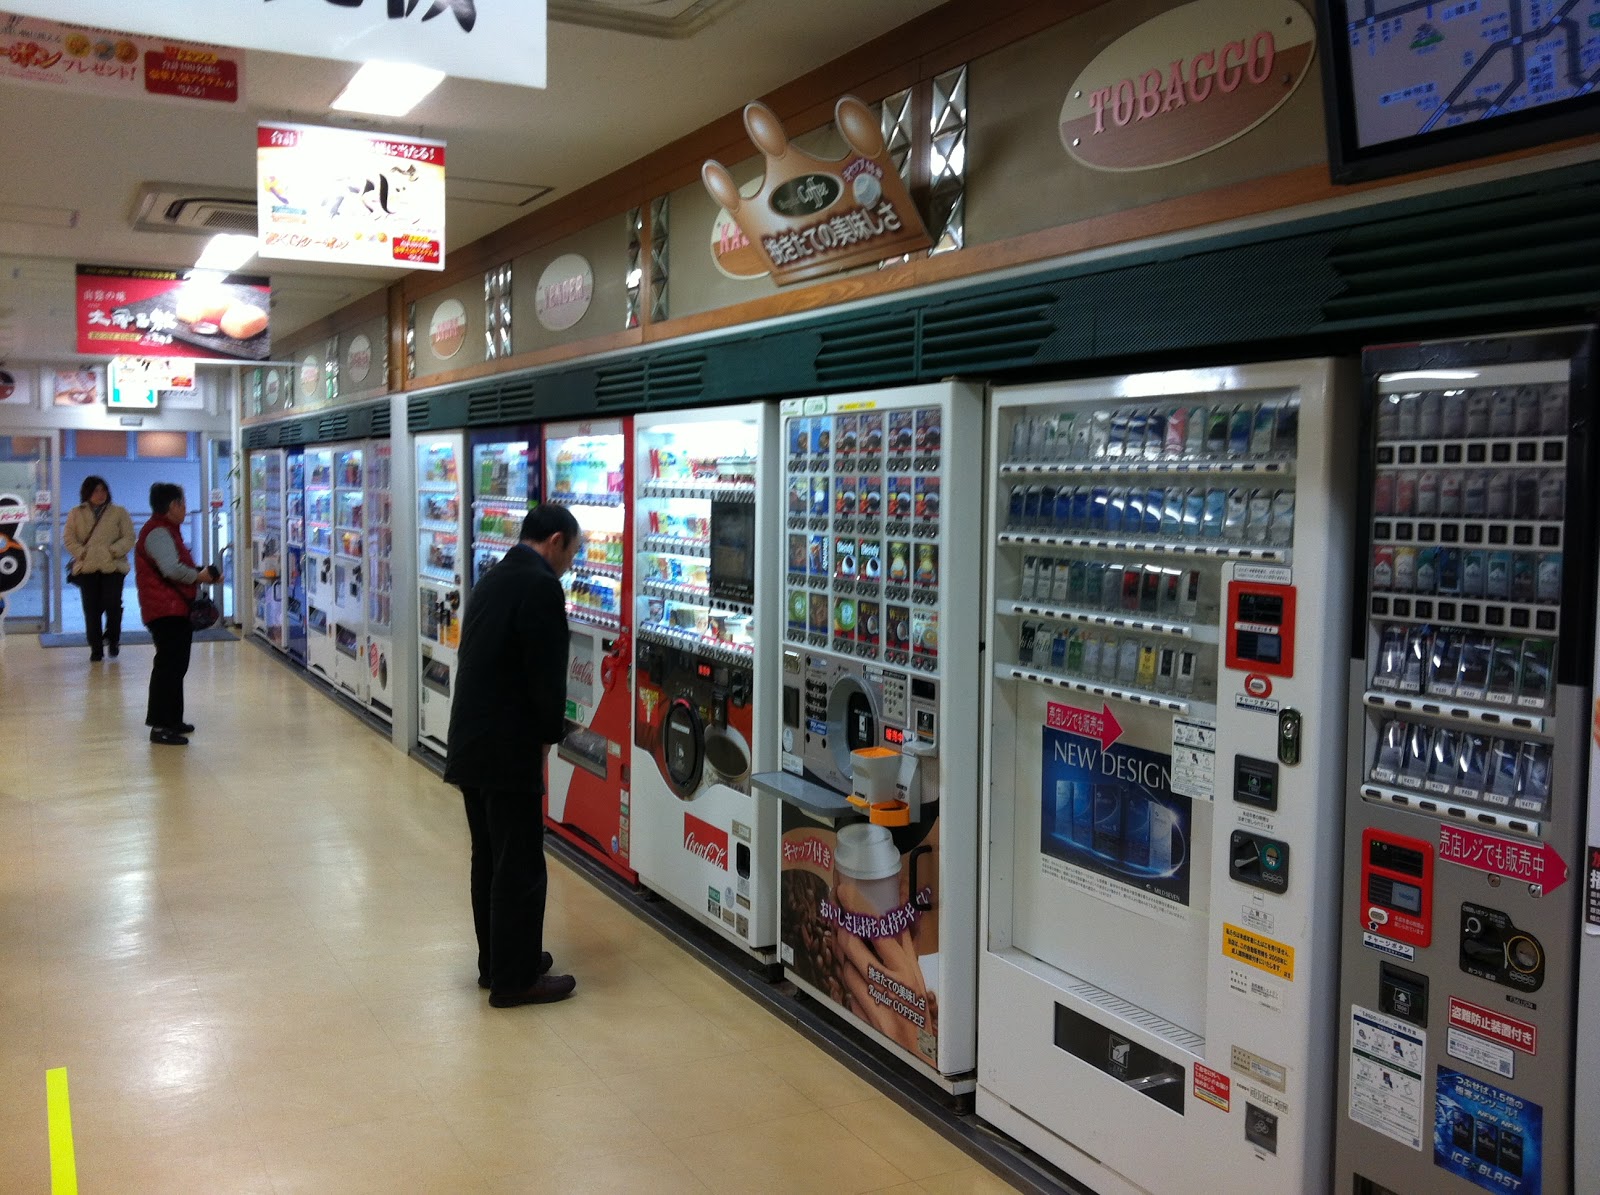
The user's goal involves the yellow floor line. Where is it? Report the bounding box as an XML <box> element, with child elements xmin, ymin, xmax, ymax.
<box><xmin>45</xmin><ymin>1067</ymin><xmax>77</xmax><ymax>1195</ymax></box>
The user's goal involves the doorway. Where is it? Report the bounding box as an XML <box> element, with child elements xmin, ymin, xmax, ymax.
<box><xmin>0</xmin><ymin>432</ymin><xmax>57</xmax><ymax>634</ymax></box>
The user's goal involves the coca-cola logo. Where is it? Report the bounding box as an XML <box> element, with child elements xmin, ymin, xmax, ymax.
<box><xmin>684</xmin><ymin>812</ymin><xmax>729</xmax><ymax>870</ymax></box>
<box><xmin>569</xmin><ymin>656</ymin><xmax>594</xmax><ymax>687</ymax></box>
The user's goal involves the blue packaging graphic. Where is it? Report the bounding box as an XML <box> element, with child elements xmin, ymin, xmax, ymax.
<box><xmin>1040</xmin><ymin>727</ymin><xmax>1190</xmax><ymax>907</ymax></box>
<box><xmin>1434</xmin><ymin>1067</ymin><xmax>1542</xmax><ymax>1195</ymax></box>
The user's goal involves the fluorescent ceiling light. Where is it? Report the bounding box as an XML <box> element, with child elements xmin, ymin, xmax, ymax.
<box><xmin>195</xmin><ymin>234</ymin><xmax>258</xmax><ymax>271</ymax></box>
<box><xmin>331</xmin><ymin>61</ymin><xmax>446</xmax><ymax>116</ymax></box>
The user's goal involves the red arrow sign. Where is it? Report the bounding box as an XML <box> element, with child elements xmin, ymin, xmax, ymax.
<box><xmin>1438</xmin><ymin>825</ymin><xmax>1568</xmax><ymax>893</ymax></box>
<box><xmin>1046</xmin><ymin>700</ymin><xmax>1125</xmax><ymax>750</ymax></box>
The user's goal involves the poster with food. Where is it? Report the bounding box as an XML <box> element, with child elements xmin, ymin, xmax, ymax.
<box><xmin>780</xmin><ymin>806</ymin><xmax>942</xmax><ymax>1065</ymax></box>
<box><xmin>76</xmin><ymin>265</ymin><xmax>270</xmax><ymax>360</ymax></box>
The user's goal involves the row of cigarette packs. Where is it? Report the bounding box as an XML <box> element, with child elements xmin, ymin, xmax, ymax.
<box><xmin>1006</xmin><ymin>483</ymin><xmax>1295</xmax><ymax>547</ymax></box>
<box><xmin>1371</xmin><ymin>546</ymin><xmax>1561</xmax><ymax>605</ymax></box>
<box><xmin>1007</xmin><ymin>399</ymin><xmax>1299</xmax><ymax>463</ymax></box>
<box><xmin>1375</xmin><ymin>385</ymin><xmax>1566</xmax><ymax>442</ymax></box>
<box><xmin>1018</xmin><ymin>556</ymin><xmax>1204</xmax><ymax>623</ymax></box>
<box><xmin>1373</xmin><ymin>467</ymin><xmax>1563</xmax><ymax>521</ymax></box>
<box><xmin>1371</xmin><ymin>624</ymin><xmax>1554</xmax><ymax>711</ymax></box>
<box><xmin>1017</xmin><ymin>622</ymin><xmax>1201</xmax><ymax>697</ymax></box>
<box><xmin>1371</xmin><ymin>719</ymin><xmax>1552</xmax><ymax>819</ymax></box>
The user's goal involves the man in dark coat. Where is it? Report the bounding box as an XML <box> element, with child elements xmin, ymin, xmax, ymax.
<box><xmin>445</xmin><ymin>503</ymin><xmax>581</xmax><ymax>1006</ymax></box>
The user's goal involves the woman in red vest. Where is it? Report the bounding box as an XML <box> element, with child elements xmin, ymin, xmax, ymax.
<box><xmin>134</xmin><ymin>482</ymin><xmax>220</xmax><ymax>746</ymax></box>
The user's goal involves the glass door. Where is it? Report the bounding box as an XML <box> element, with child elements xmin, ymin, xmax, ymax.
<box><xmin>0</xmin><ymin>431</ymin><xmax>57</xmax><ymax>634</ymax></box>
<box><xmin>205</xmin><ymin>436</ymin><xmax>235</xmax><ymax>620</ymax></box>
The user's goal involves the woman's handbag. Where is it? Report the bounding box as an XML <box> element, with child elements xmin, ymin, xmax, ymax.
<box><xmin>186</xmin><ymin>593</ymin><xmax>221</xmax><ymax>631</ymax></box>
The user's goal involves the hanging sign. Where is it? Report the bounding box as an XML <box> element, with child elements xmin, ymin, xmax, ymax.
<box><xmin>258</xmin><ymin>123</ymin><xmax>447</xmax><ymax>270</ymax></box>
<box><xmin>1059</xmin><ymin>0</ymin><xmax>1316</xmax><ymax>172</ymax></box>
<box><xmin>702</xmin><ymin>96</ymin><xmax>931</xmax><ymax>286</ymax></box>
<box><xmin>77</xmin><ymin>265</ymin><xmax>271</xmax><ymax>360</ymax></box>
<box><xmin>2</xmin><ymin>1</ymin><xmax>545</xmax><ymax>89</ymax></box>
<box><xmin>0</xmin><ymin>11</ymin><xmax>243</xmax><ymax>103</ymax></box>
<box><xmin>110</xmin><ymin>355</ymin><xmax>195</xmax><ymax>392</ymax></box>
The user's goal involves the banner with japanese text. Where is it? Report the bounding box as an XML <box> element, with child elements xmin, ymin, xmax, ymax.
<box><xmin>76</xmin><ymin>265</ymin><xmax>271</xmax><ymax>360</ymax></box>
<box><xmin>2</xmin><ymin>1</ymin><xmax>545</xmax><ymax>89</ymax></box>
<box><xmin>258</xmin><ymin>123</ymin><xmax>446</xmax><ymax>270</ymax></box>
<box><xmin>0</xmin><ymin>11</ymin><xmax>243</xmax><ymax>103</ymax></box>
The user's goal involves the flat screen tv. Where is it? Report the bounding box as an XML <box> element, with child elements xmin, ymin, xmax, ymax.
<box><xmin>1317</xmin><ymin>0</ymin><xmax>1600</xmax><ymax>183</ymax></box>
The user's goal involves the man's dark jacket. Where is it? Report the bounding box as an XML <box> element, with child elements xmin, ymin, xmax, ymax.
<box><xmin>443</xmin><ymin>543</ymin><xmax>569</xmax><ymax>791</ymax></box>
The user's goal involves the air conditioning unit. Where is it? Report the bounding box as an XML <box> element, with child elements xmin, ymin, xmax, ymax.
<box><xmin>130</xmin><ymin>182</ymin><xmax>258</xmax><ymax>236</ymax></box>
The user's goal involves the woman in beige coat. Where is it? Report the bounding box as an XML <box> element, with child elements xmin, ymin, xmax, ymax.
<box><xmin>65</xmin><ymin>475</ymin><xmax>136</xmax><ymax>661</ymax></box>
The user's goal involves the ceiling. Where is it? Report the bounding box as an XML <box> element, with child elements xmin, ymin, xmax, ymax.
<box><xmin>0</xmin><ymin>0</ymin><xmax>947</xmax><ymax>366</ymax></box>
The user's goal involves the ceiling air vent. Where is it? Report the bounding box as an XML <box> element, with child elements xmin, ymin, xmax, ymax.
<box><xmin>130</xmin><ymin>182</ymin><xmax>258</xmax><ymax>237</ymax></box>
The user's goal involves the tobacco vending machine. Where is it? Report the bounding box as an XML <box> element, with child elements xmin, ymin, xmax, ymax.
<box><xmin>364</xmin><ymin>439</ymin><xmax>395</xmax><ymax>719</ymax></box>
<box><xmin>1335</xmin><ymin>330</ymin><xmax>1596</xmax><ymax>1195</ymax></box>
<box><xmin>285</xmin><ymin>448</ymin><xmax>307</xmax><ymax>665</ymax></box>
<box><xmin>754</xmin><ymin>381</ymin><xmax>983</xmax><ymax>1088</ymax></box>
<box><xmin>303</xmin><ymin>447</ymin><xmax>336</xmax><ymax>680</ymax></box>
<box><xmin>469</xmin><ymin>429</ymin><xmax>539</xmax><ymax>583</ymax></box>
<box><xmin>415</xmin><ymin>434</ymin><xmax>468</xmax><ymax>755</ymax></box>
<box><xmin>976</xmin><ymin>361</ymin><xmax>1356</xmax><ymax>1193</ymax></box>
<box><xmin>331</xmin><ymin>443</ymin><xmax>367</xmax><ymax>702</ymax></box>
<box><xmin>544</xmin><ymin>418</ymin><xmax>635</xmax><ymax>881</ymax></box>
<box><xmin>248</xmin><ymin>448</ymin><xmax>286</xmax><ymax>650</ymax></box>
<box><xmin>631</xmin><ymin>405</ymin><xmax>779</xmax><ymax>957</ymax></box>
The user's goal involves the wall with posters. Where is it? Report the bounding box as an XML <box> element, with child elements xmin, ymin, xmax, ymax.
<box><xmin>509</xmin><ymin>218</ymin><xmax>631</xmax><ymax>355</ymax></box>
<box><xmin>0</xmin><ymin>365</ymin><xmax>231</xmax><ymax>435</ymax></box>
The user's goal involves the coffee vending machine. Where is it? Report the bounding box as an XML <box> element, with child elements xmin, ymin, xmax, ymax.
<box><xmin>976</xmin><ymin>361</ymin><xmax>1357</xmax><ymax>1193</ymax></box>
<box><xmin>1335</xmin><ymin>330</ymin><xmax>1596</xmax><ymax>1195</ymax></box>
<box><xmin>756</xmin><ymin>380</ymin><xmax>983</xmax><ymax>1089</ymax></box>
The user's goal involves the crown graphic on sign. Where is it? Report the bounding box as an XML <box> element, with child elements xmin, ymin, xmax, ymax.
<box><xmin>702</xmin><ymin>97</ymin><xmax>932</xmax><ymax>286</ymax></box>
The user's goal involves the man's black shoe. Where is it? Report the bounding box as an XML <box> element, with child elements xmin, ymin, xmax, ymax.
<box><xmin>146</xmin><ymin>721</ymin><xmax>195</xmax><ymax>733</ymax></box>
<box><xmin>479</xmin><ymin>951</ymin><xmax>553</xmax><ymax>989</ymax></box>
<box><xmin>150</xmin><ymin>728</ymin><xmax>189</xmax><ymax>746</ymax></box>
<box><xmin>489</xmin><ymin>973</ymin><xmax>575</xmax><ymax>1007</ymax></box>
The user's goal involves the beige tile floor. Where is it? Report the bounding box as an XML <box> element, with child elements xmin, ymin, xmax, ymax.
<box><xmin>0</xmin><ymin>636</ymin><xmax>1022</xmax><ymax>1194</ymax></box>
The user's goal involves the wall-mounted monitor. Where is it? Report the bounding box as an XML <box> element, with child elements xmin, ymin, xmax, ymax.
<box><xmin>1317</xmin><ymin>1</ymin><xmax>1600</xmax><ymax>183</ymax></box>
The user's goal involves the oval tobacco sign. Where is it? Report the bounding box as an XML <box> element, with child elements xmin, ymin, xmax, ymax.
<box><xmin>769</xmin><ymin>172</ymin><xmax>843</xmax><ymax>218</ymax></box>
<box><xmin>1059</xmin><ymin>0</ymin><xmax>1316</xmax><ymax>172</ymax></box>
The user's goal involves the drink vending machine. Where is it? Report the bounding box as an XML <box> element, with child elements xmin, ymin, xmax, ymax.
<box><xmin>631</xmin><ymin>406</ymin><xmax>780</xmax><ymax>957</ymax></box>
<box><xmin>248</xmin><ymin>448</ymin><xmax>286</xmax><ymax>650</ymax></box>
<box><xmin>975</xmin><ymin>361</ymin><xmax>1356</xmax><ymax>1193</ymax></box>
<box><xmin>544</xmin><ymin>418</ymin><xmax>635</xmax><ymax>882</ymax></box>
<box><xmin>285</xmin><ymin>448</ymin><xmax>307</xmax><ymax>665</ymax></box>
<box><xmin>416</xmin><ymin>434</ymin><xmax>468</xmax><ymax>755</ymax></box>
<box><xmin>469</xmin><ymin>429</ymin><xmax>539</xmax><ymax>584</ymax></box>
<box><xmin>1334</xmin><ymin>330</ymin><xmax>1596</xmax><ymax>1195</ymax></box>
<box><xmin>753</xmin><ymin>381</ymin><xmax>983</xmax><ymax>1088</ymax></box>
<box><xmin>364</xmin><ymin>439</ymin><xmax>395</xmax><ymax>719</ymax></box>
<box><xmin>303</xmin><ymin>447</ymin><xmax>336</xmax><ymax>680</ymax></box>
<box><xmin>332</xmin><ymin>443</ymin><xmax>367</xmax><ymax>702</ymax></box>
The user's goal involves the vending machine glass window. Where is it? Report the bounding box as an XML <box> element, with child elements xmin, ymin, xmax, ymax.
<box><xmin>470</xmin><ymin>436</ymin><xmax>537</xmax><ymax>584</ymax></box>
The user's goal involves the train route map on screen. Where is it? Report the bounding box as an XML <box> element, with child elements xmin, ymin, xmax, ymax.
<box><xmin>1340</xmin><ymin>1</ymin><xmax>1600</xmax><ymax>147</ymax></box>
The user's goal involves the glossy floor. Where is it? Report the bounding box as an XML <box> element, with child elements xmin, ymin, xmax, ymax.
<box><xmin>0</xmin><ymin>636</ymin><xmax>1019</xmax><ymax>1194</ymax></box>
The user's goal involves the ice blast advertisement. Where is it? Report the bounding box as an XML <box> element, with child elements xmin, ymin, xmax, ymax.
<box><xmin>1040</xmin><ymin>727</ymin><xmax>1191</xmax><ymax>918</ymax></box>
<box><xmin>1434</xmin><ymin>1067</ymin><xmax>1542</xmax><ymax>1194</ymax></box>
<box><xmin>779</xmin><ymin>805</ymin><xmax>940</xmax><ymax>1065</ymax></box>
<box><xmin>76</xmin><ymin>265</ymin><xmax>270</xmax><ymax>360</ymax></box>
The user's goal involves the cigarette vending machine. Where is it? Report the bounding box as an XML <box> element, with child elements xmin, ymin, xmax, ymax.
<box><xmin>331</xmin><ymin>443</ymin><xmax>366</xmax><ymax>702</ymax></box>
<box><xmin>544</xmin><ymin>418</ymin><xmax>635</xmax><ymax>882</ymax></box>
<box><xmin>285</xmin><ymin>448</ymin><xmax>307</xmax><ymax>665</ymax></box>
<box><xmin>976</xmin><ymin>361</ymin><xmax>1356</xmax><ymax>1193</ymax></box>
<box><xmin>1335</xmin><ymin>330</ymin><xmax>1596</xmax><ymax>1195</ymax></box>
<box><xmin>1578</xmin><ymin>590</ymin><xmax>1600</xmax><ymax>1189</ymax></box>
<box><xmin>303</xmin><ymin>447</ymin><xmax>335</xmax><ymax>681</ymax></box>
<box><xmin>364</xmin><ymin>439</ymin><xmax>394</xmax><ymax>719</ymax></box>
<box><xmin>469</xmin><ymin>429</ymin><xmax>539</xmax><ymax>584</ymax></box>
<box><xmin>416</xmin><ymin>434</ymin><xmax>467</xmax><ymax>756</ymax></box>
<box><xmin>756</xmin><ymin>381</ymin><xmax>983</xmax><ymax>1088</ymax></box>
<box><xmin>631</xmin><ymin>405</ymin><xmax>779</xmax><ymax>957</ymax></box>
<box><xmin>248</xmin><ymin>448</ymin><xmax>285</xmax><ymax>650</ymax></box>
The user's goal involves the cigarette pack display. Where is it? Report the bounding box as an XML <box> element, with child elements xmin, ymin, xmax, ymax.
<box><xmin>1514</xmin><ymin>742</ymin><xmax>1553</xmax><ymax>816</ymax></box>
<box><xmin>1373</xmin><ymin>718</ymin><xmax>1406</xmax><ymax>783</ymax></box>
<box><xmin>1374</xmin><ymin>625</ymin><xmax>1407</xmax><ymax>689</ymax></box>
<box><xmin>1426</xmin><ymin>729</ymin><xmax>1458</xmax><ymax>794</ymax></box>
<box><xmin>1452</xmin><ymin>732</ymin><xmax>1490</xmax><ymax>801</ymax></box>
<box><xmin>1487</xmin><ymin>637</ymin><xmax>1522</xmax><ymax>703</ymax></box>
<box><xmin>1517</xmin><ymin>639</ymin><xmax>1554</xmax><ymax>709</ymax></box>
<box><xmin>1401</xmin><ymin>721</ymin><xmax>1432</xmax><ymax>787</ymax></box>
<box><xmin>1456</xmin><ymin>635</ymin><xmax>1493</xmax><ymax>700</ymax></box>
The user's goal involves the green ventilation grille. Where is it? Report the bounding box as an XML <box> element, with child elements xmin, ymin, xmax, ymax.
<box><xmin>369</xmin><ymin>404</ymin><xmax>392</xmax><ymax>437</ymax></box>
<box><xmin>815</xmin><ymin>314</ymin><xmax>917</xmax><ymax>385</ymax></box>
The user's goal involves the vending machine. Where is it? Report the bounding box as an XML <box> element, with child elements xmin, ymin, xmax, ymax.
<box><xmin>631</xmin><ymin>405</ymin><xmax>779</xmax><ymax>957</ymax></box>
<box><xmin>303</xmin><ymin>447</ymin><xmax>336</xmax><ymax>680</ymax></box>
<box><xmin>1578</xmin><ymin>593</ymin><xmax>1600</xmax><ymax>1188</ymax></box>
<box><xmin>285</xmin><ymin>448</ymin><xmax>307</xmax><ymax>665</ymax></box>
<box><xmin>755</xmin><ymin>381</ymin><xmax>983</xmax><ymax>1088</ymax></box>
<box><xmin>1334</xmin><ymin>330</ymin><xmax>1595</xmax><ymax>1195</ymax></box>
<box><xmin>331</xmin><ymin>443</ymin><xmax>367</xmax><ymax>702</ymax></box>
<box><xmin>975</xmin><ymin>361</ymin><xmax>1357</xmax><ymax>1192</ymax></box>
<box><xmin>544</xmin><ymin>418</ymin><xmax>635</xmax><ymax>882</ymax></box>
<box><xmin>469</xmin><ymin>429</ymin><xmax>539</xmax><ymax>584</ymax></box>
<box><xmin>416</xmin><ymin>434</ymin><xmax>468</xmax><ymax>756</ymax></box>
<box><xmin>248</xmin><ymin>448</ymin><xmax>286</xmax><ymax>650</ymax></box>
<box><xmin>365</xmin><ymin>439</ymin><xmax>395</xmax><ymax>719</ymax></box>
